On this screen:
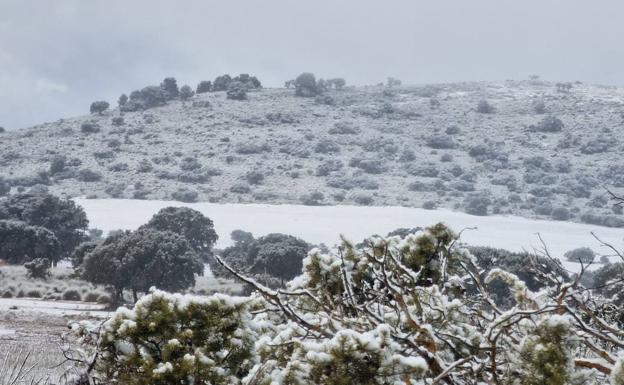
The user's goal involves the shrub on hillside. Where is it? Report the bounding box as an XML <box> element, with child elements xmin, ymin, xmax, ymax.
<box><xmin>476</xmin><ymin>99</ymin><xmax>494</xmax><ymax>114</ymax></box>
<box><xmin>315</xmin><ymin>159</ymin><xmax>343</xmax><ymax>176</ymax></box>
<box><xmin>117</xmin><ymin>94</ymin><xmax>128</xmax><ymax>108</ymax></box>
<box><xmin>196</xmin><ymin>80</ymin><xmax>212</xmax><ymax>93</ymax></box>
<box><xmin>294</xmin><ymin>72</ymin><xmax>319</xmax><ymax>97</ymax></box>
<box><xmin>171</xmin><ymin>188</ymin><xmax>198</xmax><ymax>203</ymax></box>
<box><xmin>464</xmin><ymin>193</ymin><xmax>491</xmax><ymax>216</ymax></box>
<box><xmin>226</xmin><ymin>81</ymin><xmax>247</xmax><ymax>100</ymax></box>
<box><xmin>78</xmin><ymin>169</ymin><xmax>102</xmax><ymax>182</ymax></box>
<box><xmin>314</xmin><ymin>139</ymin><xmax>341</xmax><ymax>154</ymax></box>
<box><xmin>80</xmin><ymin>121</ymin><xmax>100</xmax><ymax>134</ymax></box>
<box><xmin>89</xmin><ymin>101</ymin><xmax>109</xmax><ymax>115</ymax></box>
<box><xmin>245</xmin><ymin>170</ymin><xmax>265</xmax><ymax>185</ymax></box>
<box><xmin>213</xmin><ymin>74</ymin><xmax>232</xmax><ymax>91</ymax></box>
<box><xmin>426</xmin><ymin>135</ymin><xmax>456</xmax><ymax>149</ymax></box>
<box><xmin>564</xmin><ymin>247</ymin><xmax>595</xmax><ymax>264</ymax></box>
<box><xmin>329</xmin><ymin>121</ymin><xmax>359</xmax><ymax>135</ymax></box>
<box><xmin>531</xmin><ymin>115</ymin><xmax>564</xmax><ymax>133</ymax></box>
<box><xmin>179</xmin><ymin>85</ymin><xmax>195</xmax><ymax>100</ymax></box>
<box><xmin>160</xmin><ymin>77</ymin><xmax>179</xmax><ymax>100</ymax></box>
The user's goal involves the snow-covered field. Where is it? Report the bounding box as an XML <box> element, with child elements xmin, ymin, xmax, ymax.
<box><xmin>76</xmin><ymin>198</ymin><xmax>624</xmax><ymax>269</ymax></box>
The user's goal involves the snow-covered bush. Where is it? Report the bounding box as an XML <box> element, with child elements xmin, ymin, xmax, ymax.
<box><xmin>171</xmin><ymin>188</ymin><xmax>198</xmax><ymax>203</ymax></box>
<box><xmin>227</xmin><ymin>81</ymin><xmax>248</xmax><ymax>100</ymax></box>
<box><xmin>80</xmin><ymin>121</ymin><xmax>100</xmax><ymax>134</ymax></box>
<box><xmin>532</xmin><ymin>115</ymin><xmax>564</xmax><ymax>133</ymax></box>
<box><xmin>94</xmin><ymin>290</ymin><xmax>262</xmax><ymax>384</ymax></box>
<box><xmin>196</xmin><ymin>80</ymin><xmax>212</xmax><ymax>93</ymax></box>
<box><xmin>89</xmin><ymin>100</ymin><xmax>109</xmax><ymax>115</ymax></box>
<box><xmin>315</xmin><ymin>159</ymin><xmax>343</xmax><ymax>176</ymax></box>
<box><xmin>564</xmin><ymin>247</ymin><xmax>595</xmax><ymax>264</ymax></box>
<box><xmin>294</xmin><ymin>72</ymin><xmax>320</xmax><ymax>97</ymax></box>
<box><xmin>314</xmin><ymin>139</ymin><xmax>341</xmax><ymax>154</ymax></box>
<box><xmin>476</xmin><ymin>99</ymin><xmax>495</xmax><ymax>113</ymax></box>
<box><xmin>425</xmin><ymin>134</ymin><xmax>456</xmax><ymax>149</ymax></box>
<box><xmin>74</xmin><ymin>223</ymin><xmax>624</xmax><ymax>384</ymax></box>
<box><xmin>464</xmin><ymin>192</ymin><xmax>491</xmax><ymax>216</ymax></box>
<box><xmin>179</xmin><ymin>85</ymin><xmax>195</xmax><ymax>100</ymax></box>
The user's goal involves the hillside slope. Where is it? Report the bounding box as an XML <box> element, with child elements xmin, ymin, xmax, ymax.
<box><xmin>2</xmin><ymin>80</ymin><xmax>624</xmax><ymax>226</ymax></box>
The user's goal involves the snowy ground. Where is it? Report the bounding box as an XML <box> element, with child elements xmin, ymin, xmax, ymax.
<box><xmin>76</xmin><ymin>198</ymin><xmax>624</xmax><ymax>271</ymax></box>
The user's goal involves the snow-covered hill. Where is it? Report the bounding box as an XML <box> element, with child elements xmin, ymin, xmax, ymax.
<box><xmin>76</xmin><ymin>198</ymin><xmax>624</xmax><ymax>271</ymax></box>
<box><xmin>4</xmin><ymin>81</ymin><xmax>624</xmax><ymax>227</ymax></box>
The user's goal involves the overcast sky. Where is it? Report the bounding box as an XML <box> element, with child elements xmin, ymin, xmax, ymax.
<box><xmin>1</xmin><ymin>0</ymin><xmax>623</xmax><ymax>129</ymax></box>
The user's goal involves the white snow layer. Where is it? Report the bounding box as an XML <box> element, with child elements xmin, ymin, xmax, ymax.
<box><xmin>75</xmin><ymin>199</ymin><xmax>624</xmax><ymax>270</ymax></box>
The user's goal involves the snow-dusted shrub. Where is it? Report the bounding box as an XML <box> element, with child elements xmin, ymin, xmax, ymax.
<box><xmin>476</xmin><ymin>99</ymin><xmax>494</xmax><ymax>113</ymax></box>
<box><xmin>160</xmin><ymin>77</ymin><xmax>179</xmax><ymax>100</ymax></box>
<box><xmin>532</xmin><ymin>99</ymin><xmax>547</xmax><ymax>114</ymax></box>
<box><xmin>196</xmin><ymin>80</ymin><xmax>212</xmax><ymax>93</ymax></box>
<box><xmin>227</xmin><ymin>81</ymin><xmax>248</xmax><ymax>100</ymax></box>
<box><xmin>171</xmin><ymin>188</ymin><xmax>198</xmax><ymax>203</ymax></box>
<box><xmin>235</xmin><ymin>142</ymin><xmax>271</xmax><ymax>154</ymax></box>
<box><xmin>468</xmin><ymin>143</ymin><xmax>508</xmax><ymax>163</ymax></box>
<box><xmin>89</xmin><ymin>101</ymin><xmax>109</xmax><ymax>115</ymax></box>
<box><xmin>445</xmin><ymin>125</ymin><xmax>461</xmax><ymax>135</ymax></box>
<box><xmin>353</xmin><ymin>193</ymin><xmax>374</xmax><ymax>205</ymax></box>
<box><xmin>80</xmin><ymin>121</ymin><xmax>100</xmax><ymax>134</ymax></box>
<box><xmin>300</xmin><ymin>191</ymin><xmax>325</xmax><ymax>206</ymax></box>
<box><xmin>93</xmin><ymin>150</ymin><xmax>115</xmax><ymax>160</ymax></box>
<box><xmin>77</xmin><ymin>169</ymin><xmax>102</xmax><ymax>182</ymax></box>
<box><xmin>353</xmin><ymin>158</ymin><xmax>387</xmax><ymax>174</ymax></box>
<box><xmin>24</xmin><ymin>258</ymin><xmax>51</xmax><ymax>279</ymax></box>
<box><xmin>107</xmin><ymin>162</ymin><xmax>129</xmax><ymax>172</ymax></box>
<box><xmin>464</xmin><ymin>192</ymin><xmax>491</xmax><ymax>216</ymax></box>
<box><xmin>553</xmin><ymin>158</ymin><xmax>572</xmax><ymax>173</ymax></box>
<box><xmin>49</xmin><ymin>155</ymin><xmax>66</xmax><ymax>175</ymax></box>
<box><xmin>111</xmin><ymin>116</ymin><xmax>124</xmax><ymax>126</ymax></box>
<box><xmin>326</xmin><ymin>174</ymin><xmax>379</xmax><ymax>190</ymax></box>
<box><xmin>564</xmin><ymin>247</ymin><xmax>595</xmax><ymax>264</ymax></box>
<box><xmin>294</xmin><ymin>72</ymin><xmax>320</xmax><ymax>97</ymax></box>
<box><xmin>440</xmin><ymin>153</ymin><xmax>453</xmax><ymax>162</ymax></box>
<box><xmin>408</xmin><ymin>181</ymin><xmax>428</xmax><ymax>192</ymax></box>
<box><xmin>93</xmin><ymin>290</ymin><xmax>261</xmax><ymax>384</ymax></box>
<box><xmin>314</xmin><ymin>94</ymin><xmax>335</xmax><ymax>105</ymax></box>
<box><xmin>532</xmin><ymin>115</ymin><xmax>564</xmax><ymax>133</ymax></box>
<box><xmin>245</xmin><ymin>170</ymin><xmax>265</xmax><ymax>185</ymax></box>
<box><xmin>179</xmin><ymin>85</ymin><xmax>194</xmax><ymax>100</ymax></box>
<box><xmin>211</xmin><ymin>75</ymin><xmax>231</xmax><ymax>91</ymax></box>
<box><xmin>62</xmin><ymin>288</ymin><xmax>82</xmax><ymax>301</ymax></box>
<box><xmin>314</xmin><ymin>139</ymin><xmax>341</xmax><ymax>154</ymax></box>
<box><xmin>581</xmin><ymin>137</ymin><xmax>611</xmax><ymax>155</ymax></box>
<box><xmin>315</xmin><ymin>159</ymin><xmax>343</xmax><ymax>176</ymax></box>
<box><xmin>179</xmin><ymin>156</ymin><xmax>202</xmax><ymax>171</ymax></box>
<box><xmin>562</xmin><ymin>179</ymin><xmax>592</xmax><ymax>199</ymax></box>
<box><xmin>407</xmin><ymin>162</ymin><xmax>439</xmax><ymax>177</ymax></box>
<box><xmin>230</xmin><ymin>183</ymin><xmax>251</xmax><ymax>194</ymax></box>
<box><xmin>399</xmin><ymin>148</ymin><xmax>416</xmax><ymax>162</ymax></box>
<box><xmin>329</xmin><ymin>121</ymin><xmax>359</xmax><ymax>135</ymax></box>
<box><xmin>426</xmin><ymin>134</ymin><xmax>456</xmax><ymax>149</ymax></box>
<box><xmin>551</xmin><ymin>207</ymin><xmax>571</xmax><ymax>221</ymax></box>
<box><xmin>450</xmin><ymin>180</ymin><xmax>476</xmax><ymax>192</ymax></box>
<box><xmin>523</xmin><ymin>155</ymin><xmax>552</xmax><ymax>171</ymax></box>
